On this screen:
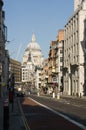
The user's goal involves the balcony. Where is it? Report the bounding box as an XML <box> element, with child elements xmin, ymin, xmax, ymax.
<box><xmin>63</xmin><ymin>66</ymin><xmax>68</xmax><ymax>72</ymax></box>
<box><xmin>71</xmin><ymin>63</ymin><xmax>79</xmax><ymax>68</ymax></box>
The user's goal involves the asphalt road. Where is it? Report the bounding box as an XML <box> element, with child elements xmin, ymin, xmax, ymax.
<box><xmin>29</xmin><ymin>95</ymin><xmax>86</xmax><ymax>126</ymax></box>
<box><xmin>19</xmin><ymin>95</ymin><xmax>86</xmax><ymax>130</ymax></box>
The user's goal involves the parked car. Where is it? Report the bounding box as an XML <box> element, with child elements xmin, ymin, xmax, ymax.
<box><xmin>16</xmin><ymin>91</ymin><xmax>25</xmax><ymax>97</ymax></box>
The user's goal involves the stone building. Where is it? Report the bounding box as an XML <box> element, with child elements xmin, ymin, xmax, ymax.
<box><xmin>63</xmin><ymin>0</ymin><xmax>86</xmax><ymax>96</ymax></box>
<box><xmin>48</xmin><ymin>30</ymin><xmax>64</xmax><ymax>93</ymax></box>
<box><xmin>9</xmin><ymin>58</ymin><xmax>21</xmax><ymax>84</ymax></box>
<box><xmin>0</xmin><ymin>0</ymin><xmax>9</xmax><ymax>97</ymax></box>
<box><xmin>41</xmin><ymin>58</ymin><xmax>49</xmax><ymax>93</ymax></box>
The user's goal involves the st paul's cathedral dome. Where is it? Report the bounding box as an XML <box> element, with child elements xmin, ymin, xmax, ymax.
<box><xmin>22</xmin><ymin>33</ymin><xmax>44</xmax><ymax>67</ymax></box>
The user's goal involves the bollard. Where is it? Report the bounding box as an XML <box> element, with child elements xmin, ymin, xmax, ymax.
<box><xmin>3</xmin><ymin>99</ymin><xmax>9</xmax><ymax>130</ymax></box>
<box><xmin>29</xmin><ymin>92</ymin><xmax>30</xmax><ymax>95</ymax></box>
<box><xmin>53</xmin><ymin>92</ymin><xmax>55</xmax><ymax>98</ymax></box>
<box><xmin>37</xmin><ymin>92</ymin><xmax>40</xmax><ymax>96</ymax></box>
<box><xmin>57</xmin><ymin>93</ymin><xmax>60</xmax><ymax>99</ymax></box>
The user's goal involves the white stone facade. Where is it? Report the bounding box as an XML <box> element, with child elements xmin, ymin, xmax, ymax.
<box><xmin>35</xmin><ymin>68</ymin><xmax>42</xmax><ymax>90</ymax></box>
<box><xmin>56</xmin><ymin>40</ymin><xmax>63</xmax><ymax>90</ymax></box>
<box><xmin>63</xmin><ymin>1</ymin><xmax>86</xmax><ymax>96</ymax></box>
<box><xmin>74</xmin><ymin>0</ymin><xmax>82</xmax><ymax>11</ymax></box>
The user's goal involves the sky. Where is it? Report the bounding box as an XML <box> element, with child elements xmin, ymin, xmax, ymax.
<box><xmin>3</xmin><ymin>0</ymin><xmax>74</xmax><ymax>62</ymax></box>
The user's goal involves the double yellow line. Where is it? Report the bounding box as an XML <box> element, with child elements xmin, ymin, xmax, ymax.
<box><xmin>18</xmin><ymin>99</ymin><xmax>31</xmax><ymax>130</ymax></box>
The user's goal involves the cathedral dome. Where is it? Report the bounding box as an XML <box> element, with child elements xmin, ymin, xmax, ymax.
<box><xmin>23</xmin><ymin>33</ymin><xmax>43</xmax><ymax>66</ymax></box>
<box><xmin>25</xmin><ymin>33</ymin><xmax>41</xmax><ymax>52</ymax></box>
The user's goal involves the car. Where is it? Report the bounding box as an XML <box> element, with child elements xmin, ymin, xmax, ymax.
<box><xmin>16</xmin><ymin>92</ymin><xmax>25</xmax><ymax>97</ymax></box>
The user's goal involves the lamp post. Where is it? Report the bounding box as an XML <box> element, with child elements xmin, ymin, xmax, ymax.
<box><xmin>45</xmin><ymin>75</ymin><xmax>48</xmax><ymax>94</ymax></box>
<box><xmin>0</xmin><ymin>74</ymin><xmax>1</xmax><ymax>97</ymax></box>
<box><xmin>52</xmin><ymin>66</ymin><xmax>60</xmax><ymax>99</ymax></box>
<box><xmin>52</xmin><ymin>66</ymin><xmax>56</xmax><ymax>98</ymax></box>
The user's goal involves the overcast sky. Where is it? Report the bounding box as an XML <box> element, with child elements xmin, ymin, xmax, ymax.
<box><xmin>4</xmin><ymin>0</ymin><xmax>74</xmax><ymax>62</ymax></box>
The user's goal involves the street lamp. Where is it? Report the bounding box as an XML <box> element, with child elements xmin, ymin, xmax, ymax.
<box><xmin>45</xmin><ymin>75</ymin><xmax>48</xmax><ymax>94</ymax></box>
<box><xmin>52</xmin><ymin>66</ymin><xmax>60</xmax><ymax>99</ymax></box>
<box><xmin>52</xmin><ymin>66</ymin><xmax>56</xmax><ymax>98</ymax></box>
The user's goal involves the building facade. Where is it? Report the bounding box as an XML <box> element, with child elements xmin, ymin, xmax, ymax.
<box><xmin>0</xmin><ymin>0</ymin><xmax>9</xmax><ymax>97</ymax></box>
<box><xmin>63</xmin><ymin>0</ymin><xmax>86</xmax><ymax>96</ymax></box>
<box><xmin>9</xmin><ymin>58</ymin><xmax>21</xmax><ymax>84</ymax></box>
<box><xmin>41</xmin><ymin>58</ymin><xmax>49</xmax><ymax>93</ymax></box>
<box><xmin>48</xmin><ymin>30</ymin><xmax>64</xmax><ymax>93</ymax></box>
<box><xmin>56</xmin><ymin>30</ymin><xmax>64</xmax><ymax>91</ymax></box>
<box><xmin>35</xmin><ymin>66</ymin><xmax>42</xmax><ymax>90</ymax></box>
<box><xmin>74</xmin><ymin>0</ymin><xmax>83</xmax><ymax>11</ymax></box>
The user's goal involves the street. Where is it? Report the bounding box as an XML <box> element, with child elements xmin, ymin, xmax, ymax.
<box><xmin>19</xmin><ymin>95</ymin><xmax>86</xmax><ymax>130</ymax></box>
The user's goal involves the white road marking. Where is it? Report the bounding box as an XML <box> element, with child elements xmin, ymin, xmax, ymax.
<box><xmin>57</xmin><ymin>99</ymin><xmax>86</xmax><ymax>109</ymax></box>
<box><xmin>28</xmin><ymin>97</ymin><xmax>86</xmax><ymax>130</ymax></box>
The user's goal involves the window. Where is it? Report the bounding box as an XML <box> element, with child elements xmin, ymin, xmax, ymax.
<box><xmin>84</xmin><ymin>28</ymin><xmax>86</xmax><ymax>35</ymax></box>
<box><xmin>60</xmin><ymin>66</ymin><xmax>63</xmax><ymax>71</ymax></box>
<box><xmin>39</xmin><ymin>78</ymin><xmax>41</xmax><ymax>81</ymax></box>
<box><xmin>60</xmin><ymin>49</ymin><xmax>62</xmax><ymax>53</ymax></box>
<box><xmin>60</xmin><ymin>57</ymin><xmax>63</xmax><ymax>62</ymax></box>
<box><xmin>39</xmin><ymin>73</ymin><xmax>41</xmax><ymax>76</ymax></box>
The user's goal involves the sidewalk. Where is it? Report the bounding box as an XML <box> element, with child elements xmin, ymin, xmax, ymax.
<box><xmin>40</xmin><ymin>92</ymin><xmax>86</xmax><ymax>99</ymax></box>
<box><xmin>9</xmin><ymin>97</ymin><xmax>26</xmax><ymax>130</ymax></box>
<box><xmin>60</xmin><ymin>94</ymin><xmax>86</xmax><ymax>100</ymax></box>
<box><xmin>0</xmin><ymin>97</ymin><xmax>26</xmax><ymax>130</ymax></box>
